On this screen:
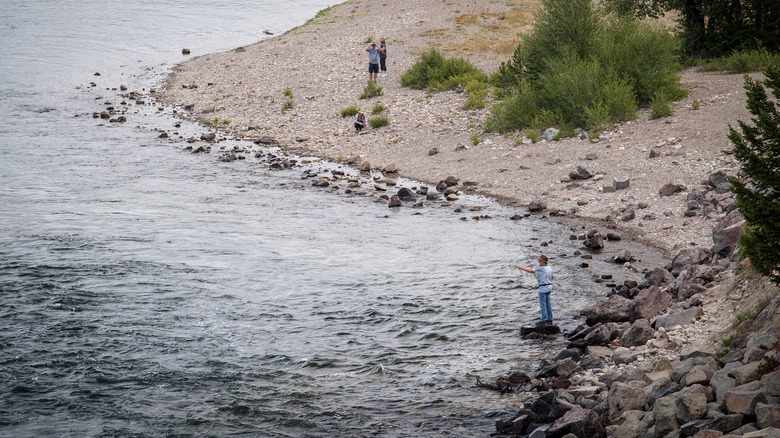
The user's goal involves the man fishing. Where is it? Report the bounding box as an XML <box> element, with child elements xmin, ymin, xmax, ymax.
<box><xmin>515</xmin><ymin>255</ymin><xmax>554</xmax><ymax>326</ymax></box>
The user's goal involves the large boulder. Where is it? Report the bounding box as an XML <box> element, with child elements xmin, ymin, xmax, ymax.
<box><xmin>585</xmin><ymin>295</ymin><xmax>632</xmax><ymax>326</ymax></box>
<box><xmin>631</xmin><ymin>286</ymin><xmax>672</xmax><ymax>322</ymax></box>
<box><xmin>548</xmin><ymin>405</ymin><xmax>605</xmax><ymax>438</ymax></box>
<box><xmin>758</xmin><ymin>404</ymin><xmax>780</xmax><ymax>430</ymax></box>
<box><xmin>655</xmin><ymin>306</ymin><xmax>703</xmax><ymax>330</ymax></box>
<box><xmin>726</xmin><ymin>390</ymin><xmax>768</xmax><ymax>415</ymax></box>
<box><xmin>676</xmin><ymin>384</ymin><xmax>710</xmax><ymax>423</ymax></box>
<box><xmin>654</xmin><ymin>396</ymin><xmax>680</xmax><ymax>437</ymax></box>
<box><xmin>667</xmin><ymin>248</ymin><xmax>711</xmax><ymax>277</ymax></box>
<box><xmin>712</xmin><ymin>220</ymin><xmax>745</xmax><ymax>256</ymax></box>
<box><xmin>711</xmin><ymin>368</ymin><xmax>737</xmax><ymax>405</ymax></box>
<box><xmin>620</xmin><ymin>319</ymin><xmax>655</xmax><ymax>347</ymax></box>
<box><xmin>761</xmin><ymin>369</ymin><xmax>780</xmax><ymax>397</ymax></box>
<box><xmin>608</xmin><ymin>382</ymin><xmax>647</xmax><ymax>422</ymax></box>
<box><xmin>645</xmin><ymin>268</ymin><xmax>675</xmax><ymax>287</ymax></box>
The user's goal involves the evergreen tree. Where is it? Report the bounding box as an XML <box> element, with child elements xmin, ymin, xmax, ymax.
<box><xmin>728</xmin><ymin>62</ymin><xmax>780</xmax><ymax>284</ymax></box>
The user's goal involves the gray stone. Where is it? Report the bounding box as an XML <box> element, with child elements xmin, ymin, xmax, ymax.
<box><xmin>645</xmin><ymin>268</ymin><xmax>675</xmax><ymax>287</ymax></box>
<box><xmin>655</xmin><ymin>396</ymin><xmax>680</xmax><ymax>437</ymax></box>
<box><xmin>758</xmin><ymin>404</ymin><xmax>780</xmax><ymax>429</ymax></box>
<box><xmin>731</xmin><ymin>361</ymin><xmax>761</xmax><ymax>386</ymax></box>
<box><xmin>711</xmin><ymin>369</ymin><xmax>737</xmax><ymax>404</ymax></box>
<box><xmin>762</xmin><ymin>369</ymin><xmax>780</xmax><ymax>397</ymax></box>
<box><xmin>631</xmin><ymin>286</ymin><xmax>672</xmax><ymax>322</ymax></box>
<box><xmin>655</xmin><ymin>307</ymin><xmax>703</xmax><ymax>331</ymax></box>
<box><xmin>570</xmin><ymin>166</ymin><xmax>593</xmax><ymax>180</ymax></box>
<box><xmin>743</xmin><ymin>427</ymin><xmax>780</xmax><ymax>438</ymax></box>
<box><xmin>709</xmin><ymin>171</ymin><xmax>729</xmax><ymax>187</ymax></box>
<box><xmin>529</xmin><ymin>199</ymin><xmax>547</xmax><ymax>212</ymax></box>
<box><xmin>676</xmin><ymin>384</ymin><xmax>710</xmax><ymax>423</ymax></box>
<box><xmin>705</xmin><ymin>413</ymin><xmax>743</xmax><ymax>434</ymax></box>
<box><xmin>614</xmin><ymin>176</ymin><xmax>631</xmax><ymax>190</ymax></box>
<box><xmin>543</xmin><ymin>127</ymin><xmax>560</xmax><ymax>141</ymax></box>
<box><xmin>584</xmin><ymin>234</ymin><xmax>604</xmax><ymax>249</ymax></box>
<box><xmin>668</xmin><ymin>248</ymin><xmax>711</xmax><ymax>277</ymax></box>
<box><xmin>622</xmin><ymin>209</ymin><xmax>636</xmax><ymax>221</ymax></box>
<box><xmin>548</xmin><ymin>405</ymin><xmax>605</xmax><ymax>438</ymax></box>
<box><xmin>744</xmin><ymin>333</ymin><xmax>777</xmax><ymax>364</ymax></box>
<box><xmin>660</xmin><ymin>183</ymin><xmax>686</xmax><ymax>196</ymax></box>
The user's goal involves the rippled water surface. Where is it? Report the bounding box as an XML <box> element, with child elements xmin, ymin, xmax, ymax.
<box><xmin>0</xmin><ymin>2</ymin><xmax>664</xmax><ymax>436</ymax></box>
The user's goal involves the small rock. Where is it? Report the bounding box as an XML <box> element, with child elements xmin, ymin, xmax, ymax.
<box><xmin>570</xmin><ymin>166</ymin><xmax>593</xmax><ymax>180</ymax></box>
<box><xmin>428</xmin><ymin>147</ymin><xmax>438</xmax><ymax>156</ymax></box>
<box><xmin>613</xmin><ymin>177</ymin><xmax>630</xmax><ymax>190</ymax></box>
<box><xmin>529</xmin><ymin>200</ymin><xmax>547</xmax><ymax>212</ymax></box>
<box><xmin>182</xmin><ymin>48</ymin><xmax>191</xmax><ymax>55</ymax></box>
<box><xmin>542</xmin><ymin>127</ymin><xmax>560</xmax><ymax>141</ymax></box>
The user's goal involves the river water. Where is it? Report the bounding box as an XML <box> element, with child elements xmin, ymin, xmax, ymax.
<box><xmin>0</xmin><ymin>1</ymin><xmax>663</xmax><ymax>437</ymax></box>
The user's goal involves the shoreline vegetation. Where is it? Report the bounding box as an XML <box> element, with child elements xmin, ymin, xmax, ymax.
<box><xmin>156</xmin><ymin>0</ymin><xmax>780</xmax><ymax>436</ymax></box>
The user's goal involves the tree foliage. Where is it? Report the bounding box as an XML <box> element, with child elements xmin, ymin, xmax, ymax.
<box><xmin>728</xmin><ymin>62</ymin><xmax>780</xmax><ymax>284</ymax></box>
<box><xmin>604</xmin><ymin>0</ymin><xmax>780</xmax><ymax>57</ymax></box>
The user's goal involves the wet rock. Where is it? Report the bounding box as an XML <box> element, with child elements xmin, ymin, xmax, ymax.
<box><xmin>200</xmin><ymin>132</ymin><xmax>216</xmax><ymax>141</ymax></box>
<box><xmin>388</xmin><ymin>195</ymin><xmax>402</xmax><ymax>208</ymax></box>
<box><xmin>396</xmin><ymin>187</ymin><xmax>415</xmax><ymax>201</ymax></box>
<box><xmin>254</xmin><ymin>135</ymin><xmax>276</xmax><ymax>145</ymax></box>
<box><xmin>158</xmin><ymin>132</ymin><xmax>169</xmax><ymax>139</ymax></box>
<box><xmin>614</xmin><ymin>250</ymin><xmax>632</xmax><ymax>264</ymax></box>
<box><xmin>569</xmin><ymin>166</ymin><xmax>593</xmax><ymax>180</ymax></box>
<box><xmin>606</xmin><ymin>232</ymin><xmax>622</xmax><ymax>241</ymax></box>
<box><xmin>181</xmin><ymin>48</ymin><xmax>191</xmax><ymax>55</ymax></box>
<box><xmin>548</xmin><ymin>406</ymin><xmax>605</xmax><ymax>438</ymax></box>
<box><xmin>521</xmin><ymin>323</ymin><xmax>561</xmax><ymax>337</ymax></box>
<box><xmin>583</xmin><ymin>234</ymin><xmax>604</xmax><ymax>250</ymax></box>
<box><xmin>383</xmin><ymin>162</ymin><xmax>399</xmax><ymax>173</ymax></box>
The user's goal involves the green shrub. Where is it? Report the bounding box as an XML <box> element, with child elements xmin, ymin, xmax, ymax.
<box><xmin>283</xmin><ymin>87</ymin><xmax>293</xmax><ymax>98</ymax></box>
<box><xmin>368</xmin><ymin>115</ymin><xmax>389</xmax><ymax>128</ymax></box>
<box><xmin>281</xmin><ymin>98</ymin><xmax>294</xmax><ymax>112</ymax></box>
<box><xmin>359</xmin><ymin>80</ymin><xmax>383</xmax><ymax>99</ymax></box>
<box><xmin>463</xmin><ymin>80</ymin><xmax>490</xmax><ymax>110</ymax></box>
<box><xmin>371</xmin><ymin>103</ymin><xmax>386</xmax><ymax>114</ymax></box>
<box><xmin>470</xmin><ymin>133</ymin><xmax>481</xmax><ymax>145</ymax></box>
<box><xmin>691</xmin><ymin>99</ymin><xmax>701</xmax><ymax>110</ymax></box>
<box><xmin>486</xmin><ymin>0</ymin><xmax>682</xmax><ymax>133</ymax></box>
<box><xmin>700</xmin><ymin>49</ymin><xmax>780</xmax><ymax>74</ymax></box>
<box><xmin>649</xmin><ymin>92</ymin><xmax>673</xmax><ymax>119</ymax></box>
<box><xmin>340</xmin><ymin>104</ymin><xmax>360</xmax><ymax>118</ymax></box>
<box><xmin>524</xmin><ymin>129</ymin><xmax>540</xmax><ymax>143</ymax></box>
<box><xmin>400</xmin><ymin>49</ymin><xmax>487</xmax><ymax>91</ymax></box>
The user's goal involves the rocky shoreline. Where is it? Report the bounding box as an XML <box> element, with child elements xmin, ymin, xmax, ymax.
<box><xmin>145</xmin><ymin>0</ymin><xmax>780</xmax><ymax>436</ymax></box>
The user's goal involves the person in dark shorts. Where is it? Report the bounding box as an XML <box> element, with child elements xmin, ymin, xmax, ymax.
<box><xmin>365</xmin><ymin>41</ymin><xmax>383</xmax><ymax>81</ymax></box>
<box><xmin>379</xmin><ymin>37</ymin><xmax>388</xmax><ymax>77</ymax></box>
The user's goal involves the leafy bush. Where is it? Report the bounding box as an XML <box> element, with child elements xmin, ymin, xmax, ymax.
<box><xmin>281</xmin><ymin>99</ymin><xmax>294</xmax><ymax>112</ymax></box>
<box><xmin>340</xmin><ymin>105</ymin><xmax>360</xmax><ymax>118</ymax></box>
<box><xmin>368</xmin><ymin>115</ymin><xmax>389</xmax><ymax>128</ymax></box>
<box><xmin>372</xmin><ymin>103</ymin><xmax>386</xmax><ymax>114</ymax></box>
<box><xmin>649</xmin><ymin>92</ymin><xmax>673</xmax><ymax>119</ymax></box>
<box><xmin>470</xmin><ymin>133</ymin><xmax>481</xmax><ymax>145</ymax></box>
<box><xmin>283</xmin><ymin>87</ymin><xmax>293</xmax><ymax>98</ymax></box>
<box><xmin>485</xmin><ymin>0</ymin><xmax>682</xmax><ymax>133</ymax></box>
<box><xmin>462</xmin><ymin>80</ymin><xmax>489</xmax><ymax>110</ymax></box>
<box><xmin>400</xmin><ymin>49</ymin><xmax>488</xmax><ymax>91</ymax></box>
<box><xmin>359</xmin><ymin>80</ymin><xmax>383</xmax><ymax>99</ymax></box>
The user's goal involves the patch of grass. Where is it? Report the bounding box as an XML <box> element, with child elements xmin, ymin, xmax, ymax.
<box><xmin>372</xmin><ymin>103</ymin><xmax>387</xmax><ymax>114</ymax></box>
<box><xmin>283</xmin><ymin>87</ymin><xmax>293</xmax><ymax>98</ymax></box>
<box><xmin>281</xmin><ymin>98</ymin><xmax>294</xmax><ymax>113</ymax></box>
<box><xmin>649</xmin><ymin>92</ymin><xmax>673</xmax><ymax>119</ymax></box>
<box><xmin>363</xmin><ymin>35</ymin><xmax>374</xmax><ymax>44</ymax></box>
<box><xmin>340</xmin><ymin>104</ymin><xmax>360</xmax><ymax>118</ymax></box>
<box><xmin>359</xmin><ymin>80</ymin><xmax>383</xmax><ymax>99</ymax></box>
<box><xmin>691</xmin><ymin>99</ymin><xmax>701</xmax><ymax>110</ymax></box>
<box><xmin>524</xmin><ymin>128</ymin><xmax>540</xmax><ymax>143</ymax></box>
<box><xmin>368</xmin><ymin>115</ymin><xmax>389</xmax><ymax>128</ymax></box>
<box><xmin>401</xmin><ymin>49</ymin><xmax>488</xmax><ymax>91</ymax></box>
<box><xmin>470</xmin><ymin>133</ymin><xmax>481</xmax><ymax>145</ymax></box>
<box><xmin>699</xmin><ymin>49</ymin><xmax>780</xmax><ymax>74</ymax></box>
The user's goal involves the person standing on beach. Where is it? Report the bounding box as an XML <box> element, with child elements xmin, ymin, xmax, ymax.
<box><xmin>515</xmin><ymin>255</ymin><xmax>554</xmax><ymax>325</ymax></box>
<box><xmin>365</xmin><ymin>41</ymin><xmax>383</xmax><ymax>81</ymax></box>
<box><xmin>379</xmin><ymin>37</ymin><xmax>388</xmax><ymax>77</ymax></box>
